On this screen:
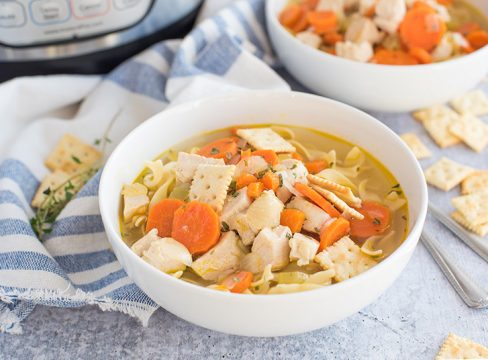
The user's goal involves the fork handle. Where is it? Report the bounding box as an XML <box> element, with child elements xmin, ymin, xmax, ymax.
<box><xmin>429</xmin><ymin>203</ymin><xmax>488</xmax><ymax>263</ymax></box>
<box><xmin>421</xmin><ymin>231</ymin><xmax>488</xmax><ymax>308</ymax></box>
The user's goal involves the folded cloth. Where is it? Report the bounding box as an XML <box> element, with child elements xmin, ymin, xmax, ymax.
<box><xmin>0</xmin><ymin>0</ymin><xmax>289</xmax><ymax>334</ymax></box>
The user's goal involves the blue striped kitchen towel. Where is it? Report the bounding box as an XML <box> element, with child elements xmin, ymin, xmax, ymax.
<box><xmin>0</xmin><ymin>0</ymin><xmax>289</xmax><ymax>334</ymax></box>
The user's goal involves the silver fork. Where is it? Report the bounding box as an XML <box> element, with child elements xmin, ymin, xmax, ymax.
<box><xmin>421</xmin><ymin>203</ymin><xmax>488</xmax><ymax>309</ymax></box>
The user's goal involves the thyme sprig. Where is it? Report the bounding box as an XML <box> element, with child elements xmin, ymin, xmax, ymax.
<box><xmin>30</xmin><ymin>109</ymin><xmax>120</xmax><ymax>241</ymax></box>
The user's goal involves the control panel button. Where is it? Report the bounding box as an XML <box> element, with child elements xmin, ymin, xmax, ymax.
<box><xmin>71</xmin><ymin>0</ymin><xmax>109</xmax><ymax>18</ymax></box>
<box><xmin>0</xmin><ymin>1</ymin><xmax>26</xmax><ymax>27</ymax></box>
<box><xmin>31</xmin><ymin>0</ymin><xmax>69</xmax><ymax>25</ymax></box>
<box><xmin>113</xmin><ymin>0</ymin><xmax>140</xmax><ymax>10</ymax></box>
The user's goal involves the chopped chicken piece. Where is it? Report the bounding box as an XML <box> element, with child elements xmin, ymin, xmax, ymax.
<box><xmin>240</xmin><ymin>252</ymin><xmax>267</xmax><ymax>274</ymax></box>
<box><xmin>373</xmin><ymin>0</ymin><xmax>406</xmax><ymax>34</ymax></box>
<box><xmin>228</xmin><ymin>212</ymin><xmax>257</xmax><ymax>246</ymax></box>
<box><xmin>235</xmin><ymin>155</ymin><xmax>269</xmax><ymax>178</ymax></box>
<box><xmin>345</xmin><ymin>16</ymin><xmax>384</xmax><ymax>44</ymax></box>
<box><xmin>296</xmin><ymin>31</ymin><xmax>322</xmax><ymax>49</ymax></box>
<box><xmin>431</xmin><ymin>34</ymin><xmax>453</xmax><ymax>61</ymax></box>
<box><xmin>287</xmin><ymin>196</ymin><xmax>331</xmax><ymax>233</ymax></box>
<box><xmin>221</xmin><ymin>187</ymin><xmax>252</xmax><ymax>224</ymax></box>
<box><xmin>246</xmin><ymin>190</ymin><xmax>284</xmax><ymax>234</ymax></box>
<box><xmin>335</xmin><ymin>41</ymin><xmax>374</xmax><ymax>62</ymax></box>
<box><xmin>191</xmin><ymin>232</ymin><xmax>245</xmax><ymax>281</ymax></box>
<box><xmin>316</xmin><ymin>0</ymin><xmax>345</xmax><ymax>19</ymax></box>
<box><xmin>122</xmin><ymin>183</ymin><xmax>149</xmax><ymax>222</ymax></box>
<box><xmin>131</xmin><ymin>228</ymin><xmax>159</xmax><ymax>256</ymax></box>
<box><xmin>275</xmin><ymin>159</ymin><xmax>309</xmax><ymax>196</ymax></box>
<box><xmin>289</xmin><ymin>233</ymin><xmax>320</xmax><ymax>266</ymax></box>
<box><xmin>251</xmin><ymin>226</ymin><xmax>292</xmax><ymax>270</ymax></box>
<box><xmin>142</xmin><ymin>236</ymin><xmax>192</xmax><ymax>274</ymax></box>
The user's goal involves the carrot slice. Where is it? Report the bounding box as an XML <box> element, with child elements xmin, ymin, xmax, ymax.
<box><xmin>252</xmin><ymin>150</ymin><xmax>279</xmax><ymax>166</ymax></box>
<box><xmin>322</xmin><ymin>31</ymin><xmax>344</xmax><ymax>45</ymax></box>
<box><xmin>399</xmin><ymin>5</ymin><xmax>446</xmax><ymax>51</ymax></box>
<box><xmin>294</xmin><ymin>183</ymin><xmax>341</xmax><ymax>217</ymax></box>
<box><xmin>409</xmin><ymin>47</ymin><xmax>432</xmax><ymax>64</ymax></box>
<box><xmin>171</xmin><ymin>201</ymin><xmax>220</xmax><ymax>255</ymax></box>
<box><xmin>371</xmin><ymin>49</ymin><xmax>419</xmax><ymax>65</ymax></box>
<box><xmin>197</xmin><ymin>137</ymin><xmax>238</xmax><ymax>162</ymax></box>
<box><xmin>292</xmin><ymin>6</ymin><xmax>310</xmax><ymax>33</ymax></box>
<box><xmin>261</xmin><ymin>172</ymin><xmax>280</xmax><ymax>192</ymax></box>
<box><xmin>279</xmin><ymin>4</ymin><xmax>303</xmax><ymax>28</ymax></box>
<box><xmin>467</xmin><ymin>30</ymin><xmax>488</xmax><ymax>50</ymax></box>
<box><xmin>305</xmin><ymin>160</ymin><xmax>328</xmax><ymax>174</ymax></box>
<box><xmin>280</xmin><ymin>208</ymin><xmax>306</xmax><ymax>233</ymax></box>
<box><xmin>350</xmin><ymin>200</ymin><xmax>391</xmax><ymax>239</ymax></box>
<box><xmin>307</xmin><ymin>10</ymin><xmax>337</xmax><ymax>34</ymax></box>
<box><xmin>247</xmin><ymin>182</ymin><xmax>264</xmax><ymax>199</ymax></box>
<box><xmin>319</xmin><ymin>217</ymin><xmax>350</xmax><ymax>252</ymax></box>
<box><xmin>221</xmin><ymin>271</ymin><xmax>253</xmax><ymax>293</ymax></box>
<box><xmin>236</xmin><ymin>173</ymin><xmax>258</xmax><ymax>189</ymax></box>
<box><xmin>145</xmin><ymin>199</ymin><xmax>184</xmax><ymax>237</ymax></box>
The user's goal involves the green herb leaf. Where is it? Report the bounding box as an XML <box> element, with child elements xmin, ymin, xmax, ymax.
<box><xmin>278</xmin><ymin>174</ymin><xmax>283</xmax><ymax>187</ymax></box>
<box><xmin>42</xmin><ymin>187</ymin><xmax>51</xmax><ymax>195</ymax></box>
<box><xmin>228</xmin><ymin>180</ymin><xmax>237</xmax><ymax>195</ymax></box>
<box><xmin>210</xmin><ymin>147</ymin><xmax>220</xmax><ymax>155</ymax></box>
<box><xmin>221</xmin><ymin>221</ymin><xmax>230</xmax><ymax>232</ymax></box>
<box><xmin>373</xmin><ymin>218</ymin><xmax>381</xmax><ymax>225</ymax></box>
<box><xmin>71</xmin><ymin>155</ymin><xmax>82</xmax><ymax>164</ymax></box>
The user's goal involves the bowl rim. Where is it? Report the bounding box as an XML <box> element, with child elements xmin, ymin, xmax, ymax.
<box><xmin>99</xmin><ymin>90</ymin><xmax>428</xmax><ymax>302</ymax></box>
<box><xmin>266</xmin><ymin>0</ymin><xmax>488</xmax><ymax>71</ymax></box>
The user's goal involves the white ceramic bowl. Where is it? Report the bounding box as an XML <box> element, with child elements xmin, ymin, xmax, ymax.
<box><xmin>266</xmin><ymin>0</ymin><xmax>488</xmax><ymax>112</ymax></box>
<box><xmin>99</xmin><ymin>91</ymin><xmax>428</xmax><ymax>336</ymax></box>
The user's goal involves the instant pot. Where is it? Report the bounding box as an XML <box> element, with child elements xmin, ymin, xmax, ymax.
<box><xmin>0</xmin><ymin>0</ymin><xmax>203</xmax><ymax>81</ymax></box>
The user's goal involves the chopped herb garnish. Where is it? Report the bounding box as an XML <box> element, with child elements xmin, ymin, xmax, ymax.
<box><xmin>286</xmin><ymin>233</ymin><xmax>292</xmax><ymax>240</ymax></box>
<box><xmin>278</xmin><ymin>174</ymin><xmax>283</xmax><ymax>187</ymax></box>
<box><xmin>94</xmin><ymin>139</ymin><xmax>101</xmax><ymax>146</ymax></box>
<box><xmin>392</xmin><ymin>183</ymin><xmax>400</xmax><ymax>189</ymax></box>
<box><xmin>210</xmin><ymin>147</ymin><xmax>220</xmax><ymax>155</ymax></box>
<box><xmin>314</xmin><ymin>227</ymin><xmax>321</xmax><ymax>233</ymax></box>
<box><xmin>373</xmin><ymin>218</ymin><xmax>381</xmax><ymax>225</ymax></box>
<box><xmin>71</xmin><ymin>155</ymin><xmax>81</xmax><ymax>164</ymax></box>
<box><xmin>256</xmin><ymin>170</ymin><xmax>267</xmax><ymax>179</ymax></box>
<box><xmin>402</xmin><ymin>215</ymin><xmax>407</xmax><ymax>221</ymax></box>
<box><xmin>228</xmin><ymin>180</ymin><xmax>237</xmax><ymax>195</ymax></box>
<box><xmin>330</xmin><ymin>162</ymin><xmax>335</xmax><ymax>167</ymax></box>
<box><xmin>42</xmin><ymin>187</ymin><xmax>51</xmax><ymax>196</ymax></box>
<box><xmin>221</xmin><ymin>222</ymin><xmax>230</xmax><ymax>232</ymax></box>
<box><xmin>291</xmin><ymin>164</ymin><xmax>297</xmax><ymax>169</ymax></box>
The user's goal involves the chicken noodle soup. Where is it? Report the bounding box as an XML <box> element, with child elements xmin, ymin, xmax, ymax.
<box><xmin>120</xmin><ymin>125</ymin><xmax>408</xmax><ymax>294</ymax></box>
<box><xmin>279</xmin><ymin>0</ymin><xmax>488</xmax><ymax>65</ymax></box>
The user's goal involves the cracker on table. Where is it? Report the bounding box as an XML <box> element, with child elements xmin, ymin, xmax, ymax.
<box><xmin>307</xmin><ymin>174</ymin><xmax>361</xmax><ymax>208</ymax></box>
<box><xmin>449</xmin><ymin>90</ymin><xmax>488</xmax><ymax>116</ymax></box>
<box><xmin>189</xmin><ymin>164</ymin><xmax>235</xmax><ymax>213</ymax></box>
<box><xmin>400</xmin><ymin>133</ymin><xmax>432</xmax><ymax>159</ymax></box>
<box><xmin>451</xmin><ymin>211</ymin><xmax>488</xmax><ymax>237</ymax></box>
<box><xmin>422</xmin><ymin>113</ymin><xmax>461</xmax><ymax>148</ymax></box>
<box><xmin>236</xmin><ymin>128</ymin><xmax>296</xmax><ymax>153</ymax></box>
<box><xmin>314</xmin><ymin>236</ymin><xmax>377</xmax><ymax>282</ymax></box>
<box><xmin>424</xmin><ymin>157</ymin><xmax>474</xmax><ymax>191</ymax></box>
<box><xmin>412</xmin><ymin>105</ymin><xmax>459</xmax><ymax>123</ymax></box>
<box><xmin>31</xmin><ymin>170</ymin><xmax>70</xmax><ymax>208</ymax></box>
<box><xmin>462</xmin><ymin>171</ymin><xmax>488</xmax><ymax>195</ymax></box>
<box><xmin>175</xmin><ymin>152</ymin><xmax>225</xmax><ymax>183</ymax></box>
<box><xmin>311</xmin><ymin>185</ymin><xmax>364</xmax><ymax>220</ymax></box>
<box><xmin>45</xmin><ymin>134</ymin><xmax>101</xmax><ymax>174</ymax></box>
<box><xmin>449</xmin><ymin>114</ymin><xmax>488</xmax><ymax>153</ymax></box>
<box><xmin>451</xmin><ymin>190</ymin><xmax>488</xmax><ymax>226</ymax></box>
<box><xmin>436</xmin><ymin>333</ymin><xmax>488</xmax><ymax>360</ymax></box>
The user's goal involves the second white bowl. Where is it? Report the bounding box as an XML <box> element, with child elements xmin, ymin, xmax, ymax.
<box><xmin>266</xmin><ymin>0</ymin><xmax>488</xmax><ymax>112</ymax></box>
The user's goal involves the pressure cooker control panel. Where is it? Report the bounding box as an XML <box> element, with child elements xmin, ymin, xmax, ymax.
<box><xmin>0</xmin><ymin>0</ymin><xmax>152</xmax><ymax>46</ymax></box>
